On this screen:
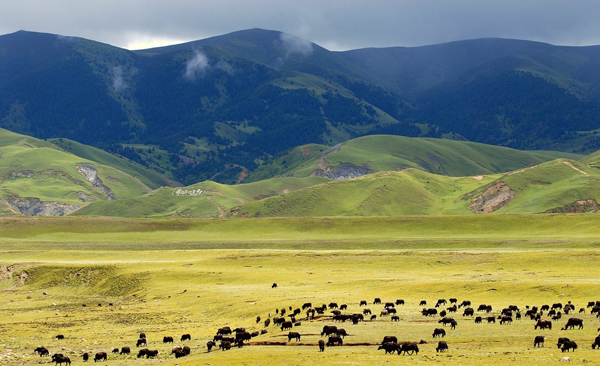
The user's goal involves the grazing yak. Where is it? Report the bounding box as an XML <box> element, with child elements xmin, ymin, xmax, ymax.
<box><xmin>360</xmin><ymin>300</ymin><xmax>367</xmax><ymax>306</ymax></box>
<box><xmin>557</xmin><ymin>337</ymin><xmax>571</xmax><ymax>348</ymax></box>
<box><xmin>336</xmin><ymin>329</ymin><xmax>348</xmax><ymax>338</ymax></box>
<box><xmin>112</xmin><ymin>348</ymin><xmax>118</xmax><ymax>354</ymax></box>
<box><xmin>207</xmin><ymin>341</ymin><xmax>216</xmax><ymax>352</ymax></box>
<box><xmin>499</xmin><ymin>316</ymin><xmax>513</xmax><ymax>325</ymax></box>
<box><xmin>561</xmin><ymin>340</ymin><xmax>578</xmax><ymax>352</ymax></box>
<box><xmin>419</xmin><ymin>300</ymin><xmax>427</xmax><ymax>306</ymax></box>
<box><xmin>136</xmin><ymin>338</ymin><xmax>147</xmax><ymax>347</ymax></box>
<box><xmin>395</xmin><ymin>299</ymin><xmax>405</xmax><ymax>305</ymax></box>
<box><xmin>391</xmin><ymin>315</ymin><xmax>400</xmax><ymax>322</ymax></box>
<box><xmin>327</xmin><ymin>336</ymin><xmax>343</xmax><ymax>347</ymax></box>
<box><xmin>163</xmin><ymin>336</ymin><xmax>174</xmax><ymax>344</ymax></box>
<box><xmin>318</xmin><ymin>340</ymin><xmax>325</xmax><ymax>351</ymax></box>
<box><xmin>534</xmin><ymin>336</ymin><xmax>545</xmax><ymax>347</ymax></box>
<box><xmin>219</xmin><ymin>341</ymin><xmax>232</xmax><ymax>351</ymax></box>
<box><xmin>382</xmin><ymin>336</ymin><xmax>398</xmax><ymax>344</ymax></box>
<box><xmin>181</xmin><ymin>334</ymin><xmax>191</xmax><ymax>341</ymax></box>
<box><xmin>174</xmin><ymin>346</ymin><xmax>191</xmax><ymax>358</ymax></box>
<box><xmin>281</xmin><ymin>321</ymin><xmax>293</xmax><ymax>331</ymax></box>
<box><xmin>374</xmin><ymin>298</ymin><xmax>382</xmax><ymax>304</ymax></box>
<box><xmin>433</xmin><ymin>328</ymin><xmax>446</xmax><ymax>338</ymax></box>
<box><xmin>378</xmin><ymin>342</ymin><xmax>400</xmax><ymax>354</ymax></box>
<box><xmin>486</xmin><ymin>316</ymin><xmax>496</xmax><ymax>323</ymax></box>
<box><xmin>94</xmin><ymin>352</ymin><xmax>107</xmax><ymax>362</ymax></box>
<box><xmin>475</xmin><ymin>316</ymin><xmax>482</xmax><ymax>324</ymax></box>
<box><xmin>120</xmin><ymin>347</ymin><xmax>130</xmax><ymax>355</ymax></box>
<box><xmin>217</xmin><ymin>327</ymin><xmax>232</xmax><ymax>335</ymax></box>
<box><xmin>146</xmin><ymin>349</ymin><xmax>159</xmax><ymax>358</ymax></box>
<box><xmin>400</xmin><ymin>342</ymin><xmax>419</xmax><ymax>355</ymax></box>
<box><xmin>55</xmin><ymin>335</ymin><xmax>65</xmax><ymax>340</ymax></box>
<box><xmin>422</xmin><ymin>308</ymin><xmax>437</xmax><ymax>317</ymax></box>
<box><xmin>236</xmin><ymin>331</ymin><xmax>252</xmax><ymax>341</ymax></box>
<box><xmin>562</xmin><ymin>318</ymin><xmax>583</xmax><ymax>330</ymax></box>
<box><xmin>535</xmin><ymin>320</ymin><xmax>552</xmax><ymax>330</ymax></box>
<box><xmin>459</xmin><ymin>300</ymin><xmax>471</xmax><ymax>308</ymax></box>
<box><xmin>139</xmin><ymin>332</ymin><xmax>146</xmax><ymax>339</ymax></box>
<box><xmin>436</xmin><ymin>341</ymin><xmax>448</xmax><ymax>352</ymax></box>
<box><xmin>288</xmin><ymin>332</ymin><xmax>301</xmax><ymax>342</ymax></box>
<box><xmin>463</xmin><ymin>308</ymin><xmax>474</xmax><ymax>316</ymax></box>
<box><xmin>34</xmin><ymin>347</ymin><xmax>49</xmax><ymax>356</ymax></box>
<box><xmin>321</xmin><ymin>325</ymin><xmax>338</xmax><ymax>337</ymax></box>
<box><xmin>82</xmin><ymin>353</ymin><xmax>89</xmax><ymax>361</ymax></box>
<box><xmin>52</xmin><ymin>354</ymin><xmax>71</xmax><ymax>365</ymax></box>
<box><xmin>439</xmin><ymin>317</ymin><xmax>455</xmax><ymax>326</ymax></box>
<box><xmin>592</xmin><ymin>336</ymin><xmax>600</xmax><ymax>349</ymax></box>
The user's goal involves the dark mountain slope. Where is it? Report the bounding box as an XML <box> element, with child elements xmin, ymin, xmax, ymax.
<box><xmin>3</xmin><ymin>30</ymin><xmax>600</xmax><ymax>184</ymax></box>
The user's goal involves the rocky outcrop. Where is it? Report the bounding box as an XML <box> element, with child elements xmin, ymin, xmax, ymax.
<box><xmin>7</xmin><ymin>171</ymin><xmax>34</xmax><ymax>179</ymax></box>
<box><xmin>469</xmin><ymin>181</ymin><xmax>514</xmax><ymax>213</ymax></box>
<box><xmin>8</xmin><ymin>196</ymin><xmax>80</xmax><ymax>216</ymax></box>
<box><xmin>77</xmin><ymin>163</ymin><xmax>116</xmax><ymax>200</ymax></box>
<box><xmin>0</xmin><ymin>265</ymin><xmax>28</xmax><ymax>285</ymax></box>
<box><xmin>311</xmin><ymin>160</ymin><xmax>372</xmax><ymax>180</ymax></box>
<box><xmin>545</xmin><ymin>199</ymin><xmax>600</xmax><ymax>213</ymax></box>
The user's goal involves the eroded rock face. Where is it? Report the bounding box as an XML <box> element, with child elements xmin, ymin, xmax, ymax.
<box><xmin>77</xmin><ymin>163</ymin><xmax>115</xmax><ymax>200</ymax></box>
<box><xmin>469</xmin><ymin>181</ymin><xmax>514</xmax><ymax>213</ymax></box>
<box><xmin>545</xmin><ymin>199</ymin><xmax>600</xmax><ymax>213</ymax></box>
<box><xmin>312</xmin><ymin>161</ymin><xmax>372</xmax><ymax>180</ymax></box>
<box><xmin>9</xmin><ymin>197</ymin><xmax>80</xmax><ymax>216</ymax></box>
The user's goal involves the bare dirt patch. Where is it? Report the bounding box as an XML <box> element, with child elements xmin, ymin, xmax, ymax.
<box><xmin>469</xmin><ymin>181</ymin><xmax>514</xmax><ymax>213</ymax></box>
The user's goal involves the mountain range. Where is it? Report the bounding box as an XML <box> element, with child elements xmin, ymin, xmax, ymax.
<box><xmin>2</xmin><ymin>29</ymin><xmax>600</xmax><ymax>184</ymax></box>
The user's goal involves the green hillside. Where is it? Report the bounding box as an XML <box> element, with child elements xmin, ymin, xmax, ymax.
<box><xmin>48</xmin><ymin>138</ymin><xmax>178</xmax><ymax>189</ymax></box>
<box><xmin>250</xmin><ymin>135</ymin><xmax>581</xmax><ymax>180</ymax></box>
<box><xmin>73</xmin><ymin>176</ymin><xmax>329</xmax><ymax>218</ymax></box>
<box><xmin>0</xmin><ymin>128</ymin><xmax>151</xmax><ymax>215</ymax></box>
<box><xmin>237</xmin><ymin>158</ymin><xmax>600</xmax><ymax>217</ymax></box>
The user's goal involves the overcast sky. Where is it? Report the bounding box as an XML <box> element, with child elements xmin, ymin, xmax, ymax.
<box><xmin>2</xmin><ymin>0</ymin><xmax>600</xmax><ymax>51</ymax></box>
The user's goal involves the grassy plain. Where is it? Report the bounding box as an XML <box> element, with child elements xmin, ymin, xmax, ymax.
<box><xmin>1</xmin><ymin>215</ymin><xmax>600</xmax><ymax>365</ymax></box>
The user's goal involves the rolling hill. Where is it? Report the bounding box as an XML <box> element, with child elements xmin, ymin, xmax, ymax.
<box><xmin>0</xmin><ymin>128</ymin><xmax>153</xmax><ymax>215</ymax></box>
<box><xmin>3</xmin><ymin>29</ymin><xmax>600</xmax><ymax>183</ymax></box>
<box><xmin>72</xmin><ymin>176</ymin><xmax>329</xmax><ymax>218</ymax></box>
<box><xmin>249</xmin><ymin>135</ymin><xmax>582</xmax><ymax>181</ymax></box>
<box><xmin>234</xmin><ymin>158</ymin><xmax>600</xmax><ymax>217</ymax></box>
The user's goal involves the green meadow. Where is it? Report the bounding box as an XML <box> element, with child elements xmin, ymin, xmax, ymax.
<box><xmin>1</xmin><ymin>216</ymin><xmax>600</xmax><ymax>365</ymax></box>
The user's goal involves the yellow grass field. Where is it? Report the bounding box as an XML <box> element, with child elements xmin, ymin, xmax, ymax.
<box><xmin>1</xmin><ymin>216</ymin><xmax>600</xmax><ymax>365</ymax></box>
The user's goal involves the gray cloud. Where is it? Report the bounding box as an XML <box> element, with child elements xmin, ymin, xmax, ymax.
<box><xmin>2</xmin><ymin>1</ymin><xmax>600</xmax><ymax>51</ymax></box>
<box><xmin>184</xmin><ymin>51</ymin><xmax>210</xmax><ymax>81</ymax></box>
<box><xmin>111</xmin><ymin>66</ymin><xmax>127</xmax><ymax>92</ymax></box>
<box><xmin>280</xmin><ymin>33</ymin><xmax>313</xmax><ymax>57</ymax></box>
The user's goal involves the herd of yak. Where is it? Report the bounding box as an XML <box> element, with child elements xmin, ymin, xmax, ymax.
<box><xmin>32</xmin><ymin>296</ymin><xmax>600</xmax><ymax>364</ymax></box>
